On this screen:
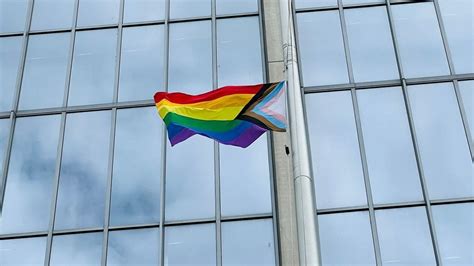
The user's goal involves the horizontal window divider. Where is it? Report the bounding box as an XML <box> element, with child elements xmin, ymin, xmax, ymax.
<box><xmin>164</xmin><ymin>218</ymin><xmax>216</xmax><ymax>226</ymax></box>
<box><xmin>0</xmin><ymin>231</ymin><xmax>48</xmax><ymax>240</ymax></box>
<box><xmin>75</xmin><ymin>24</ymin><xmax>120</xmax><ymax>31</ymax></box>
<box><xmin>343</xmin><ymin>2</ymin><xmax>387</xmax><ymax>9</ymax></box>
<box><xmin>430</xmin><ymin>197</ymin><xmax>474</xmax><ymax>205</ymax></box>
<box><xmin>220</xmin><ymin>213</ymin><xmax>273</xmax><ymax>222</ymax></box>
<box><xmin>29</xmin><ymin>28</ymin><xmax>72</xmax><ymax>35</ymax></box>
<box><xmin>0</xmin><ymin>32</ymin><xmax>24</xmax><ymax>37</ymax></box>
<box><xmin>215</xmin><ymin>12</ymin><xmax>260</xmax><ymax>20</ymax></box>
<box><xmin>389</xmin><ymin>0</ymin><xmax>433</xmax><ymax>5</ymax></box>
<box><xmin>405</xmin><ymin>73</ymin><xmax>474</xmax><ymax>85</ymax></box>
<box><xmin>122</xmin><ymin>20</ymin><xmax>166</xmax><ymax>28</ymax></box>
<box><xmin>317</xmin><ymin>205</ymin><xmax>369</xmax><ymax>215</ymax></box>
<box><xmin>108</xmin><ymin>223</ymin><xmax>160</xmax><ymax>232</ymax></box>
<box><xmin>52</xmin><ymin>227</ymin><xmax>104</xmax><ymax>236</ymax></box>
<box><xmin>0</xmin><ymin>112</ymin><xmax>10</xmax><ymax>119</ymax></box>
<box><xmin>373</xmin><ymin>201</ymin><xmax>426</xmax><ymax>210</ymax></box>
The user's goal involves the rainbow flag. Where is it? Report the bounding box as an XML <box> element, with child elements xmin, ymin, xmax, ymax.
<box><xmin>154</xmin><ymin>81</ymin><xmax>286</xmax><ymax>148</ymax></box>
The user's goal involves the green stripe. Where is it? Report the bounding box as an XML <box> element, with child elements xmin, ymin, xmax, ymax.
<box><xmin>163</xmin><ymin>112</ymin><xmax>243</xmax><ymax>132</ymax></box>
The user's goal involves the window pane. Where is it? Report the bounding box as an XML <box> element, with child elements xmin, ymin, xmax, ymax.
<box><xmin>0</xmin><ymin>0</ymin><xmax>28</xmax><ymax>33</ymax></box>
<box><xmin>432</xmin><ymin>203</ymin><xmax>474</xmax><ymax>265</ymax></box>
<box><xmin>297</xmin><ymin>11</ymin><xmax>349</xmax><ymax>86</ymax></box>
<box><xmin>77</xmin><ymin>0</ymin><xmax>120</xmax><ymax>27</ymax></box>
<box><xmin>169</xmin><ymin>0</ymin><xmax>210</xmax><ymax>19</ymax></box>
<box><xmin>0</xmin><ymin>115</ymin><xmax>60</xmax><ymax>234</ymax></box>
<box><xmin>306</xmin><ymin>92</ymin><xmax>367</xmax><ymax>209</ymax></box>
<box><xmin>166</xmin><ymin>137</ymin><xmax>215</xmax><ymax>221</ymax></box>
<box><xmin>68</xmin><ymin>29</ymin><xmax>117</xmax><ymax>106</ymax></box>
<box><xmin>50</xmin><ymin>233</ymin><xmax>103</xmax><ymax>266</ymax></box>
<box><xmin>55</xmin><ymin>111</ymin><xmax>111</xmax><ymax>230</ymax></box>
<box><xmin>438</xmin><ymin>0</ymin><xmax>474</xmax><ymax>74</ymax></box>
<box><xmin>357</xmin><ymin>87</ymin><xmax>422</xmax><ymax>204</ymax></box>
<box><xmin>31</xmin><ymin>0</ymin><xmax>75</xmax><ymax>30</ymax></box>
<box><xmin>408</xmin><ymin>83</ymin><xmax>472</xmax><ymax>199</ymax></box>
<box><xmin>0</xmin><ymin>237</ymin><xmax>46</xmax><ymax>266</ymax></box>
<box><xmin>110</xmin><ymin>107</ymin><xmax>162</xmax><ymax>226</ymax></box>
<box><xmin>345</xmin><ymin>7</ymin><xmax>399</xmax><ymax>82</ymax></box>
<box><xmin>168</xmin><ymin>21</ymin><xmax>212</xmax><ymax>94</ymax></box>
<box><xmin>319</xmin><ymin>212</ymin><xmax>375</xmax><ymax>265</ymax></box>
<box><xmin>0</xmin><ymin>119</ymin><xmax>9</xmax><ymax>177</ymax></box>
<box><xmin>216</xmin><ymin>0</ymin><xmax>257</xmax><ymax>15</ymax></box>
<box><xmin>376</xmin><ymin>207</ymin><xmax>436</xmax><ymax>265</ymax></box>
<box><xmin>220</xmin><ymin>135</ymin><xmax>271</xmax><ymax>217</ymax></box>
<box><xmin>459</xmin><ymin>81</ymin><xmax>473</xmax><ymax>140</ymax></box>
<box><xmin>392</xmin><ymin>3</ymin><xmax>449</xmax><ymax>78</ymax></box>
<box><xmin>295</xmin><ymin>0</ymin><xmax>336</xmax><ymax>9</ymax></box>
<box><xmin>217</xmin><ymin>16</ymin><xmax>263</xmax><ymax>87</ymax></box>
<box><xmin>343</xmin><ymin>0</ymin><xmax>384</xmax><ymax>4</ymax></box>
<box><xmin>0</xmin><ymin>36</ymin><xmax>22</xmax><ymax>112</ymax></box>
<box><xmin>107</xmin><ymin>228</ymin><xmax>160</xmax><ymax>265</ymax></box>
<box><xmin>164</xmin><ymin>223</ymin><xmax>216</xmax><ymax>266</ymax></box>
<box><xmin>119</xmin><ymin>25</ymin><xmax>164</xmax><ymax>102</ymax></box>
<box><xmin>19</xmin><ymin>33</ymin><xmax>70</xmax><ymax>110</ymax></box>
<box><xmin>124</xmin><ymin>0</ymin><xmax>165</xmax><ymax>23</ymax></box>
<box><xmin>222</xmin><ymin>219</ymin><xmax>276</xmax><ymax>265</ymax></box>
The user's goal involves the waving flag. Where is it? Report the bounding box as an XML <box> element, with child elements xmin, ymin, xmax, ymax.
<box><xmin>154</xmin><ymin>81</ymin><xmax>286</xmax><ymax>148</ymax></box>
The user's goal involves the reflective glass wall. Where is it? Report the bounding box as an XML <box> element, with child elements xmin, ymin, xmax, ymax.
<box><xmin>0</xmin><ymin>0</ymin><xmax>278</xmax><ymax>265</ymax></box>
<box><xmin>296</xmin><ymin>0</ymin><xmax>473</xmax><ymax>265</ymax></box>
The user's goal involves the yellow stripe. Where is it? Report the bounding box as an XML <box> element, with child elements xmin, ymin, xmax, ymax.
<box><xmin>156</xmin><ymin>94</ymin><xmax>254</xmax><ymax>121</ymax></box>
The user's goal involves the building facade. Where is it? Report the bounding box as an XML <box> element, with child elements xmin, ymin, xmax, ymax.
<box><xmin>0</xmin><ymin>0</ymin><xmax>472</xmax><ymax>265</ymax></box>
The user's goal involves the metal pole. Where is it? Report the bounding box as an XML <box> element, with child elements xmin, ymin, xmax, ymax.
<box><xmin>279</xmin><ymin>0</ymin><xmax>320</xmax><ymax>265</ymax></box>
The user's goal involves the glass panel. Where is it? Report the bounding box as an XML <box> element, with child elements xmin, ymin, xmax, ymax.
<box><xmin>0</xmin><ymin>115</ymin><xmax>60</xmax><ymax>234</ymax></box>
<box><xmin>0</xmin><ymin>0</ymin><xmax>28</xmax><ymax>33</ymax></box>
<box><xmin>124</xmin><ymin>0</ymin><xmax>165</xmax><ymax>23</ymax></box>
<box><xmin>166</xmin><ymin>137</ymin><xmax>215</xmax><ymax>221</ymax></box>
<box><xmin>0</xmin><ymin>119</ymin><xmax>9</xmax><ymax>177</ymax></box>
<box><xmin>220</xmin><ymin>136</ymin><xmax>271</xmax><ymax>217</ymax></box>
<box><xmin>216</xmin><ymin>0</ymin><xmax>258</xmax><ymax>15</ymax></box>
<box><xmin>168</xmin><ymin>21</ymin><xmax>212</xmax><ymax>94</ymax></box>
<box><xmin>408</xmin><ymin>83</ymin><xmax>472</xmax><ymax>199</ymax></box>
<box><xmin>0</xmin><ymin>36</ymin><xmax>22</xmax><ymax>112</ymax></box>
<box><xmin>68</xmin><ymin>29</ymin><xmax>117</xmax><ymax>106</ymax></box>
<box><xmin>50</xmin><ymin>233</ymin><xmax>103</xmax><ymax>266</ymax></box>
<box><xmin>392</xmin><ymin>3</ymin><xmax>450</xmax><ymax>78</ymax></box>
<box><xmin>107</xmin><ymin>228</ymin><xmax>160</xmax><ymax>265</ymax></box>
<box><xmin>55</xmin><ymin>111</ymin><xmax>111</xmax><ymax>230</ymax></box>
<box><xmin>77</xmin><ymin>0</ymin><xmax>120</xmax><ymax>27</ymax></box>
<box><xmin>438</xmin><ymin>0</ymin><xmax>474</xmax><ymax>74</ymax></box>
<box><xmin>295</xmin><ymin>0</ymin><xmax>337</xmax><ymax>9</ymax></box>
<box><xmin>164</xmin><ymin>223</ymin><xmax>216</xmax><ymax>266</ymax></box>
<box><xmin>222</xmin><ymin>219</ymin><xmax>276</xmax><ymax>265</ymax></box>
<box><xmin>0</xmin><ymin>237</ymin><xmax>46</xmax><ymax>266</ymax></box>
<box><xmin>459</xmin><ymin>80</ymin><xmax>473</xmax><ymax>140</ymax></box>
<box><xmin>345</xmin><ymin>7</ymin><xmax>399</xmax><ymax>82</ymax></box>
<box><xmin>306</xmin><ymin>92</ymin><xmax>367</xmax><ymax>209</ymax></box>
<box><xmin>432</xmin><ymin>203</ymin><xmax>474</xmax><ymax>265</ymax></box>
<box><xmin>110</xmin><ymin>107</ymin><xmax>162</xmax><ymax>226</ymax></box>
<box><xmin>31</xmin><ymin>0</ymin><xmax>75</xmax><ymax>30</ymax></box>
<box><xmin>343</xmin><ymin>0</ymin><xmax>384</xmax><ymax>5</ymax></box>
<box><xmin>119</xmin><ymin>25</ymin><xmax>164</xmax><ymax>102</ymax></box>
<box><xmin>357</xmin><ymin>87</ymin><xmax>422</xmax><ymax>204</ymax></box>
<box><xmin>19</xmin><ymin>33</ymin><xmax>70</xmax><ymax>110</ymax></box>
<box><xmin>169</xmin><ymin>0</ymin><xmax>210</xmax><ymax>19</ymax></box>
<box><xmin>297</xmin><ymin>11</ymin><xmax>349</xmax><ymax>86</ymax></box>
<box><xmin>217</xmin><ymin>16</ymin><xmax>263</xmax><ymax>87</ymax></box>
<box><xmin>319</xmin><ymin>212</ymin><xmax>376</xmax><ymax>265</ymax></box>
<box><xmin>376</xmin><ymin>207</ymin><xmax>436</xmax><ymax>265</ymax></box>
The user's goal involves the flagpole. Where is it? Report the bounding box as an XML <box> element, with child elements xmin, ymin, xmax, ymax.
<box><xmin>279</xmin><ymin>0</ymin><xmax>321</xmax><ymax>265</ymax></box>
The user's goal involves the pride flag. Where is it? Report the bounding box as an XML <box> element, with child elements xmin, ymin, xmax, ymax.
<box><xmin>154</xmin><ymin>81</ymin><xmax>286</xmax><ymax>148</ymax></box>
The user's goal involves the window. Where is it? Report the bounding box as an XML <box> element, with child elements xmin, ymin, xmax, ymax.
<box><xmin>0</xmin><ymin>237</ymin><xmax>46</xmax><ymax>266</ymax></box>
<box><xmin>123</xmin><ymin>0</ymin><xmax>165</xmax><ymax>23</ymax></box>
<box><xmin>55</xmin><ymin>111</ymin><xmax>111</xmax><ymax>230</ymax></box>
<box><xmin>408</xmin><ymin>83</ymin><xmax>472</xmax><ymax>199</ymax></box>
<box><xmin>107</xmin><ymin>228</ymin><xmax>160</xmax><ymax>265</ymax></box>
<box><xmin>50</xmin><ymin>233</ymin><xmax>103</xmax><ymax>266</ymax></box>
<box><xmin>306</xmin><ymin>92</ymin><xmax>367</xmax><ymax>209</ymax></box>
<box><xmin>31</xmin><ymin>0</ymin><xmax>75</xmax><ymax>31</ymax></box>
<box><xmin>357</xmin><ymin>87</ymin><xmax>422</xmax><ymax>204</ymax></box>
<box><xmin>119</xmin><ymin>25</ymin><xmax>164</xmax><ymax>102</ymax></box>
<box><xmin>458</xmin><ymin>80</ymin><xmax>473</xmax><ymax>140</ymax></box>
<box><xmin>77</xmin><ymin>0</ymin><xmax>120</xmax><ymax>27</ymax></box>
<box><xmin>216</xmin><ymin>0</ymin><xmax>258</xmax><ymax>15</ymax></box>
<box><xmin>0</xmin><ymin>0</ymin><xmax>28</xmax><ymax>33</ymax></box>
<box><xmin>297</xmin><ymin>11</ymin><xmax>349</xmax><ymax>86</ymax></box>
<box><xmin>68</xmin><ymin>29</ymin><xmax>117</xmax><ymax>106</ymax></box>
<box><xmin>169</xmin><ymin>0</ymin><xmax>211</xmax><ymax>19</ymax></box>
<box><xmin>344</xmin><ymin>7</ymin><xmax>399</xmax><ymax>82</ymax></box>
<box><xmin>0</xmin><ymin>37</ymin><xmax>23</xmax><ymax>112</ymax></box>
<box><xmin>318</xmin><ymin>212</ymin><xmax>376</xmax><ymax>265</ymax></box>
<box><xmin>19</xmin><ymin>33</ymin><xmax>70</xmax><ymax>110</ymax></box>
<box><xmin>391</xmin><ymin>3</ymin><xmax>450</xmax><ymax>78</ymax></box>
<box><xmin>0</xmin><ymin>115</ymin><xmax>60</xmax><ymax>234</ymax></box>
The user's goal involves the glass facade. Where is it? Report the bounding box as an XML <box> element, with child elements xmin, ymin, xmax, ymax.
<box><xmin>0</xmin><ymin>0</ymin><xmax>275</xmax><ymax>265</ymax></box>
<box><xmin>297</xmin><ymin>0</ymin><xmax>473</xmax><ymax>264</ymax></box>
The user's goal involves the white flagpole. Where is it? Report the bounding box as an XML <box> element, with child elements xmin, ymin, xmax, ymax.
<box><xmin>279</xmin><ymin>0</ymin><xmax>321</xmax><ymax>265</ymax></box>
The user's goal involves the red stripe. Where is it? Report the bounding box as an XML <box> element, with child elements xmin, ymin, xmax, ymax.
<box><xmin>154</xmin><ymin>84</ymin><xmax>263</xmax><ymax>104</ymax></box>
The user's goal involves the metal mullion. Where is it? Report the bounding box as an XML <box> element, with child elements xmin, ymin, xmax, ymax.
<box><xmin>0</xmin><ymin>112</ymin><xmax>16</xmax><ymax>211</ymax></box>
<box><xmin>452</xmin><ymin>80</ymin><xmax>474</xmax><ymax>159</ymax></box>
<box><xmin>291</xmin><ymin>0</ymin><xmax>305</xmax><ymax>89</ymax></box>
<box><xmin>62</xmin><ymin>0</ymin><xmax>80</xmax><ymax>108</ymax></box>
<box><xmin>43</xmin><ymin>112</ymin><xmax>67</xmax><ymax>266</ymax></box>
<box><xmin>385</xmin><ymin>0</ymin><xmax>405</xmax><ymax>79</ymax></box>
<box><xmin>160</xmin><ymin>0</ymin><xmax>171</xmax><ymax>264</ymax></box>
<box><xmin>432</xmin><ymin>0</ymin><xmax>457</xmax><ymax>74</ymax></box>
<box><xmin>0</xmin><ymin>231</ymin><xmax>48</xmax><ymax>240</ymax></box>
<box><xmin>430</xmin><ymin>197</ymin><xmax>474</xmax><ymax>206</ymax></box>
<box><xmin>0</xmin><ymin>32</ymin><xmax>24</xmax><ymax>37</ymax></box>
<box><xmin>337</xmin><ymin>0</ymin><xmax>354</xmax><ymax>83</ymax></box>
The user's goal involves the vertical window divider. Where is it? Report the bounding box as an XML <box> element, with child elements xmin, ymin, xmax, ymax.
<box><xmin>291</xmin><ymin>0</ymin><xmax>306</xmax><ymax>89</ymax></box>
<box><xmin>211</xmin><ymin>0</ymin><xmax>222</xmax><ymax>265</ymax></box>
<box><xmin>160</xmin><ymin>0</ymin><xmax>171</xmax><ymax>265</ymax></box>
<box><xmin>62</xmin><ymin>0</ymin><xmax>80</xmax><ymax>108</ymax></box>
<box><xmin>452</xmin><ymin>80</ymin><xmax>474</xmax><ymax>160</ymax></box>
<box><xmin>337</xmin><ymin>1</ymin><xmax>382</xmax><ymax>265</ymax></box>
<box><xmin>0</xmin><ymin>112</ymin><xmax>16</xmax><ymax>213</ymax></box>
<box><xmin>432</xmin><ymin>0</ymin><xmax>456</xmax><ymax>75</ymax></box>
<box><xmin>384</xmin><ymin>0</ymin><xmax>405</xmax><ymax>79</ymax></box>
